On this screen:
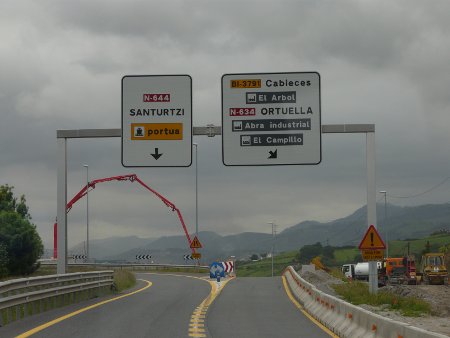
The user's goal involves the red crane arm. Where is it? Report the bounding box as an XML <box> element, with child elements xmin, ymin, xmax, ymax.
<box><xmin>133</xmin><ymin>176</ymin><xmax>194</xmax><ymax>253</ymax></box>
<box><xmin>63</xmin><ymin>174</ymin><xmax>195</xmax><ymax>253</ymax></box>
<box><xmin>66</xmin><ymin>174</ymin><xmax>136</xmax><ymax>212</ymax></box>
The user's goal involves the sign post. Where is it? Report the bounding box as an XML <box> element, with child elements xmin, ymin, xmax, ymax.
<box><xmin>122</xmin><ymin>75</ymin><xmax>192</xmax><ymax>167</ymax></box>
<box><xmin>359</xmin><ymin>225</ymin><xmax>386</xmax><ymax>293</ymax></box>
<box><xmin>222</xmin><ymin>72</ymin><xmax>321</xmax><ymax>166</ymax></box>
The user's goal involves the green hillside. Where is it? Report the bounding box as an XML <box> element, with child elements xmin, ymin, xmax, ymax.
<box><xmin>333</xmin><ymin>247</ymin><xmax>360</xmax><ymax>264</ymax></box>
<box><xmin>68</xmin><ymin>203</ymin><xmax>450</xmax><ymax>264</ymax></box>
<box><xmin>387</xmin><ymin>233</ymin><xmax>450</xmax><ymax>258</ymax></box>
<box><xmin>333</xmin><ymin>233</ymin><xmax>449</xmax><ymax>265</ymax></box>
<box><xmin>278</xmin><ymin>203</ymin><xmax>450</xmax><ymax>252</ymax></box>
<box><xmin>236</xmin><ymin>233</ymin><xmax>449</xmax><ymax>276</ymax></box>
<box><xmin>236</xmin><ymin>251</ymin><xmax>298</xmax><ymax>277</ymax></box>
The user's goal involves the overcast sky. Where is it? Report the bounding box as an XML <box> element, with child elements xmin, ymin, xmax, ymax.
<box><xmin>1</xmin><ymin>1</ymin><xmax>450</xmax><ymax>251</ymax></box>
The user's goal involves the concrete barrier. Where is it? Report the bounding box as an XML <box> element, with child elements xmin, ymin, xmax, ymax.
<box><xmin>283</xmin><ymin>266</ymin><xmax>448</xmax><ymax>338</ymax></box>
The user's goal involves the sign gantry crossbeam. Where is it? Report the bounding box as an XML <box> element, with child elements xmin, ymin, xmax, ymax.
<box><xmin>56</xmin><ymin>124</ymin><xmax>375</xmax><ymax>139</ymax></box>
<box><xmin>57</xmin><ymin>123</ymin><xmax>376</xmax><ymax>293</ymax></box>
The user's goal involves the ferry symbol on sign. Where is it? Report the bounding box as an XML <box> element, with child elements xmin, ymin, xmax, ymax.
<box><xmin>134</xmin><ymin>126</ymin><xmax>145</xmax><ymax>138</ymax></box>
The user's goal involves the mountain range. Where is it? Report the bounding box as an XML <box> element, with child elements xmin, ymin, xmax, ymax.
<box><xmin>69</xmin><ymin>203</ymin><xmax>450</xmax><ymax>264</ymax></box>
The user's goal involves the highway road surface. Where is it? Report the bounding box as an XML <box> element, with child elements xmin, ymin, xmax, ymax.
<box><xmin>207</xmin><ymin>277</ymin><xmax>333</xmax><ymax>338</ymax></box>
<box><xmin>1</xmin><ymin>273</ymin><xmax>334</xmax><ymax>338</ymax></box>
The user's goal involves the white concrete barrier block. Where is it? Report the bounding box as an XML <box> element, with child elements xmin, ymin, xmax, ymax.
<box><xmin>337</xmin><ymin>303</ymin><xmax>361</xmax><ymax>337</ymax></box>
<box><xmin>403</xmin><ymin>324</ymin><xmax>449</xmax><ymax>338</ymax></box>
<box><xmin>284</xmin><ymin>267</ymin><xmax>448</xmax><ymax>338</ymax></box>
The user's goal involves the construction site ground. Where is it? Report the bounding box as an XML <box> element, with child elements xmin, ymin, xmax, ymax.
<box><xmin>299</xmin><ymin>268</ymin><xmax>450</xmax><ymax>337</ymax></box>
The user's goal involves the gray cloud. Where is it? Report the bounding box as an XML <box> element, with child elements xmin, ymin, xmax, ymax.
<box><xmin>1</xmin><ymin>0</ymin><xmax>450</xmax><ymax>250</ymax></box>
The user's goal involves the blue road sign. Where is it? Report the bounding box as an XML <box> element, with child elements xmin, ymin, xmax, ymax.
<box><xmin>209</xmin><ymin>262</ymin><xmax>225</xmax><ymax>279</ymax></box>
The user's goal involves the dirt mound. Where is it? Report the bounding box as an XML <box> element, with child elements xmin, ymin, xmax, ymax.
<box><xmin>300</xmin><ymin>268</ymin><xmax>343</xmax><ymax>297</ymax></box>
<box><xmin>384</xmin><ymin>284</ymin><xmax>450</xmax><ymax>317</ymax></box>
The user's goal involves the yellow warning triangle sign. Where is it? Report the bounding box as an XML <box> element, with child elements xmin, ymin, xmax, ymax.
<box><xmin>358</xmin><ymin>225</ymin><xmax>386</xmax><ymax>250</ymax></box>
<box><xmin>190</xmin><ymin>236</ymin><xmax>202</xmax><ymax>249</ymax></box>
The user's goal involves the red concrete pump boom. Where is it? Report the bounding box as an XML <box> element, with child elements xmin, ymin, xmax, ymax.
<box><xmin>54</xmin><ymin>174</ymin><xmax>195</xmax><ymax>259</ymax></box>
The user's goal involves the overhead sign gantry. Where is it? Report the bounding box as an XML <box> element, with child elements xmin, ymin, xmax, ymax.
<box><xmin>122</xmin><ymin>75</ymin><xmax>193</xmax><ymax>167</ymax></box>
<box><xmin>222</xmin><ymin>72</ymin><xmax>321</xmax><ymax>166</ymax></box>
<box><xmin>56</xmin><ymin>123</ymin><xmax>375</xmax><ymax>278</ymax></box>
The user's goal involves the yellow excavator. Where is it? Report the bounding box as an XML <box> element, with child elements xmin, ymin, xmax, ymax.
<box><xmin>418</xmin><ymin>253</ymin><xmax>448</xmax><ymax>285</ymax></box>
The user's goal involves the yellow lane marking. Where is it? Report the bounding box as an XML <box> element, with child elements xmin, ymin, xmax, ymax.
<box><xmin>192</xmin><ymin>316</ymin><xmax>206</xmax><ymax>320</ymax></box>
<box><xmin>16</xmin><ymin>279</ymin><xmax>152</xmax><ymax>338</ymax></box>
<box><xmin>139</xmin><ymin>272</ymin><xmax>235</xmax><ymax>338</ymax></box>
<box><xmin>188</xmin><ymin>278</ymin><xmax>233</xmax><ymax>337</ymax></box>
<box><xmin>282</xmin><ymin>275</ymin><xmax>339</xmax><ymax>338</ymax></box>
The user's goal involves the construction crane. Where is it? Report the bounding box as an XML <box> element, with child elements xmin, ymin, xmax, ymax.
<box><xmin>54</xmin><ymin>174</ymin><xmax>196</xmax><ymax>258</ymax></box>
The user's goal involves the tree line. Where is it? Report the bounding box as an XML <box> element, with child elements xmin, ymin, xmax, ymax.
<box><xmin>0</xmin><ymin>185</ymin><xmax>43</xmax><ymax>278</ymax></box>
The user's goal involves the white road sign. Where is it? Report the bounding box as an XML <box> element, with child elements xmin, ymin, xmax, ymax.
<box><xmin>222</xmin><ymin>72</ymin><xmax>321</xmax><ymax>166</ymax></box>
<box><xmin>122</xmin><ymin>75</ymin><xmax>192</xmax><ymax>167</ymax></box>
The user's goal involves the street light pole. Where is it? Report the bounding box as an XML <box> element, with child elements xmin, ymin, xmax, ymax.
<box><xmin>193</xmin><ymin>143</ymin><xmax>198</xmax><ymax>238</ymax></box>
<box><xmin>83</xmin><ymin>164</ymin><xmax>89</xmax><ymax>261</ymax></box>
<box><xmin>268</xmin><ymin>222</ymin><xmax>275</xmax><ymax>277</ymax></box>
<box><xmin>380</xmin><ymin>190</ymin><xmax>387</xmax><ymax>257</ymax></box>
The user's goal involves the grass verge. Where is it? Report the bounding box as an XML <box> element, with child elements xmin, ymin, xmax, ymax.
<box><xmin>236</xmin><ymin>251</ymin><xmax>298</xmax><ymax>277</ymax></box>
<box><xmin>113</xmin><ymin>269</ymin><xmax>136</xmax><ymax>292</ymax></box>
<box><xmin>332</xmin><ymin>281</ymin><xmax>431</xmax><ymax>317</ymax></box>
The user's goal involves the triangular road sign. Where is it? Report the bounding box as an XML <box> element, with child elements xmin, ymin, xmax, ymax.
<box><xmin>190</xmin><ymin>236</ymin><xmax>203</xmax><ymax>249</ymax></box>
<box><xmin>358</xmin><ymin>225</ymin><xmax>386</xmax><ymax>250</ymax></box>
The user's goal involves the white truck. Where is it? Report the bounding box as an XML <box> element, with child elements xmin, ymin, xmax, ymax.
<box><xmin>354</xmin><ymin>262</ymin><xmax>382</xmax><ymax>281</ymax></box>
<box><xmin>341</xmin><ymin>264</ymin><xmax>355</xmax><ymax>279</ymax></box>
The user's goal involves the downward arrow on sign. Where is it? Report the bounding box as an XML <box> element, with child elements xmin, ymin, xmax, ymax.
<box><xmin>151</xmin><ymin>148</ymin><xmax>163</xmax><ymax>160</ymax></box>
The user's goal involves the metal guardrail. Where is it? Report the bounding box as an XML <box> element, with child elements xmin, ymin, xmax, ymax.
<box><xmin>40</xmin><ymin>261</ymin><xmax>210</xmax><ymax>271</ymax></box>
<box><xmin>0</xmin><ymin>264</ymin><xmax>208</xmax><ymax>326</ymax></box>
<box><xmin>0</xmin><ymin>264</ymin><xmax>208</xmax><ymax>315</ymax></box>
<box><xmin>0</xmin><ymin>271</ymin><xmax>113</xmax><ymax>297</ymax></box>
<box><xmin>0</xmin><ymin>271</ymin><xmax>114</xmax><ymax>325</ymax></box>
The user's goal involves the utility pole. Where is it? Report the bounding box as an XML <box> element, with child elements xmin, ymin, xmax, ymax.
<box><xmin>268</xmin><ymin>222</ymin><xmax>276</xmax><ymax>277</ymax></box>
<box><xmin>193</xmin><ymin>143</ymin><xmax>198</xmax><ymax>237</ymax></box>
<box><xmin>380</xmin><ymin>190</ymin><xmax>388</xmax><ymax>257</ymax></box>
<box><xmin>83</xmin><ymin>164</ymin><xmax>89</xmax><ymax>261</ymax></box>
